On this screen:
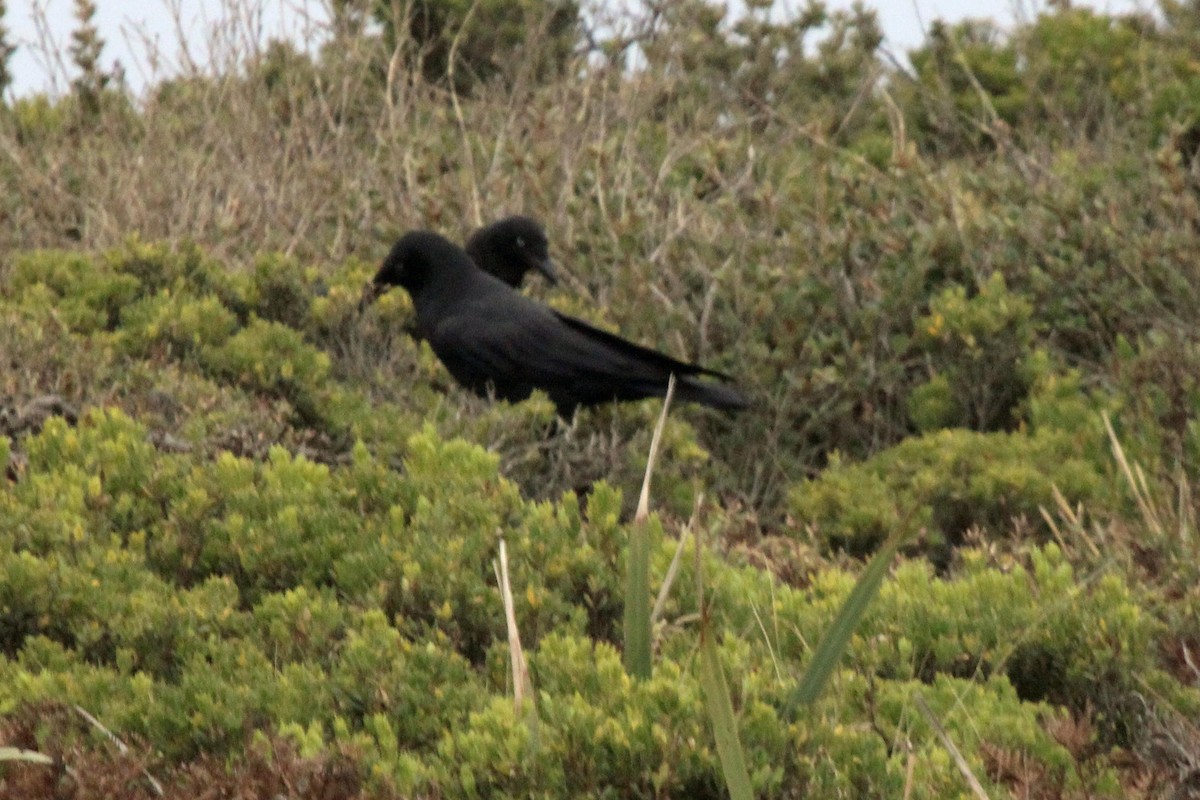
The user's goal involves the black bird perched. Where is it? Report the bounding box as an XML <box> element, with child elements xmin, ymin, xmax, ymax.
<box><xmin>360</xmin><ymin>231</ymin><xmax>748</xmax><ymax>415</ymax></box>
<box><xmin>465</xmin><ymin>215</ymin><xmax>558</xmax><ymax>288</ymax></box>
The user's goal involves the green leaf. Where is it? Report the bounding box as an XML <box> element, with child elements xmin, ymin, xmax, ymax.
<box><xmin>785</xmin><ymin>530</ymin><xmax>902</xmax><ymax>714</ymax></box>
<box><xmin>698</xmin><ymin>629</ymin><xmax>753</xmax><ymax>800</ymax></box>
<box><xmin>623</xmin><ymin>519</ymin><xmax>652</xmax><ymax>680</ymax></box>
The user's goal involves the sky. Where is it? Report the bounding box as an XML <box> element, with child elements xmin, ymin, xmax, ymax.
<box><xmin>6</xmin><ymin>0</ymin><xmax>1150</xmax><ymax>98</ymax></box>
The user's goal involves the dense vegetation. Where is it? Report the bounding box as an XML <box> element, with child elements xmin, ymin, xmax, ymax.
<box><xmin>2</xmin><ymin>0</ymin><xmax>1200</xmax><ymax>796</ymax></box>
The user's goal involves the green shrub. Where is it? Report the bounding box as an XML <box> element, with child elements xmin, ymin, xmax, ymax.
<box><xmin>328</xmin><ymin>609</ymin><xmax>486</xmax><ymax>749</ymax></box>
<box><xmin>911</xmin><ymin>272</ymin><xmax>1034</xmax><ymax>432</ymax></box>
<box><xmin>372</xmin><ymin>0</ymin><xmax>580</xmax><ymax>93</ymax></box>
<box><xmin>874</xmin><ymin>547</ymin><xmax>1164</xmax><ymax>747</ymax></box>
<box><xmin>202</xmin><ymin>318</ymin><xmax>332</xmax><ymax>422</ymax></box>
<box><xmin>243</xmin><ymin>252</ymin><xmax>320</xmax><ymax>329</ymax></box>
<box><xmin>903</xmin><ymin>19</ymin><xmax>1028</xmax><ymax>153</ymax></box>
<box><xmin>903</xmin><ymin>7</ymin><xmax>1183</xmax><ymax>151</ymax></box>
<box><xmin>7</xmin><ymin>7</ymin><xmax>1200</xmax><ymax>790</ymax></box>
<box><xmin>9</xmin><ymin>250</ymin><xmax>140</xmax><ymax>333</ymax></box>
<box><xmin>790</xmin><ymin>424</ymin><xmax>1106</xmax><ymax>562</ymax></box>
<box><xmin>117</xmin><ymin>291</ymin><xmax>239</xmax><ymax>359</ymax></box>
<box><xmin>105</xmin><ymin>237</ymin><xmax>237</xmax><ymax>302</ymax></box>
<box><xmin>9</xmin><ymin>410</ymin><xmax>181</xmax><ymax>547</ymax></box>
<box><xmin>440</xmin><ymin>632</ymin><xmax>791</xmax><ymax>797</ymax></box>
<box><xmin>0</xmin><ymin>407</ymin><xmax>1190</xmax><ymax>796</ymax></box>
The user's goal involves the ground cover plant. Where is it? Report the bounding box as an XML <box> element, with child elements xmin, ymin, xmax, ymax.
<box><xmin>2</xmin><ymin>0</ymin><xmax>1200</xmax><ymax>796</ymax></box>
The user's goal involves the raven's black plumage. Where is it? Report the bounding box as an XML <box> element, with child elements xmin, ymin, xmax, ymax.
<box><xmin>362</xmin><ymin>230</ymin><xmax>748</xmax><ymax>414</ymax></box>
<box><xmin>465</xmin><ymin>216</ymin><xmax>558</xmax><ymax>288</ymax></box>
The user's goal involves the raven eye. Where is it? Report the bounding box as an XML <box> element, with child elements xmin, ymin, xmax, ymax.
<box><xmin>516</xmin><ymin>237</ymin><xmax>526</xmax><ymax>248</ymax></box>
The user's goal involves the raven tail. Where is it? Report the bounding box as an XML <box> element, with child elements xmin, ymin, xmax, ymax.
<box><xmin>674</xmin><ymin>375</ymin><xmax>750</xmax><ymax>412</ymax></box>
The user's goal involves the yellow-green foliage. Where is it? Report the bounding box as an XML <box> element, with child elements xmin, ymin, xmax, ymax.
<box><xmin>117</xmin><ymin>291</ymin><xmax>239</xmax><ymax>358</ymax></box>
<box><xmin>11</xmin><ymin>251</ymin><xmax>140</xmax><ymax>334</ymax></box>
<box><xmin>203</xmin><ymin>319</ymin><xmax>332</xmax><ymax>419</ymax></box>
<box><xmin>912</xmin><ymin>273</ymin><xmax>1034</xmax><ymax>432</ymax></box>
<box><xmin>1</xmin><ymin>398</ymin><xmax>1177</xmax><ymax>796</ymax></box>
<box><xmin>1</xmin><ymin>232</ymin><xmax>1196</xmax><ymax>796</ymax></box>
<box><xmin>0</xmin><ymin>180</ymin><xmax>1195</xmax><ymax>799</ymax></box>
<box><xmin>790</xmin><ymin>425</ymin><xmax>1106</xmax><ymax>561</ymax></box>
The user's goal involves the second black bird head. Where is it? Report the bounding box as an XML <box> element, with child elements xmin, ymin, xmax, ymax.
<box><xmin>465</xmin><ymin>215</ymin><xmax>558</xmax><ymax>288</ymax></box>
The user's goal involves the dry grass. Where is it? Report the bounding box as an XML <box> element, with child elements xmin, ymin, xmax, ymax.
<box><xmin>4</xmin><ymin>0</ymin><xmax>846</xmax><ymax>512</ymax></box>
<box><xmin>7</xmin><ymin>1</ymin><xmax>796</xmax><ymax>266</ymax></box>
<box><xmin>0</xmin><ymin>701</ymin><xmax>380</xmax><ymax>800</ymax></box>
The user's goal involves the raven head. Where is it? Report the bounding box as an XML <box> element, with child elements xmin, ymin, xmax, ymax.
<box><xmin>359</xmin><ymin>230</ymin><xmax>461</xmax><ymax>311</ymax></box>
<box><xmin>466</xmin><ymin>215</ymin><xmax>558</xmax><ymax>287</ymax></box>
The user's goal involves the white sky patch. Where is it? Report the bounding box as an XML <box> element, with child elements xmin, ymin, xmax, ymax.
<box><xmin>4</xmin><ymin>0</ymin><xmax>1152</xmax><ymax>98</ymax></box>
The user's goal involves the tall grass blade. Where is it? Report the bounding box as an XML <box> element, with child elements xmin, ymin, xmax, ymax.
<box><xmin>624</xmin><ymin>515</ymin><xmax>653</xmax><ymax>679</ymax></box>
<box><xmin>494</xmin><ymin>537</ymin><xmax>533</xmax><ymax>709</ymax></box>
<box><xmin>624</xmin><ymin>376</ymin><xmax>675</xmax><ymax>679</ymax></box>
<box><xmin>913</xmin><ymin>692</ymin><xmax>991</xmax><ymax>800</ymax></box>
<box><xmin>0</xmin><ymin>747</ymin><xmax>52</xmax><ymax>765</ymax></box>
<box><xmin>1104</xmin><ymin>411</ymin><xmax>1165</xmax><ymax>538</ymax></box>
<box><xmin>651</xmin><ymin>492</ymin><xmax>701</xmax><ymax>627</ymax></box>
<box><xmin>493</xmin><ymin>537</ymin><xmax>541</xmax><ymax>758</ymax></box>
<box><xmin>784</xmin><ymin>530</ymin><xmax>902</xmax><ymax>715</ymax></box>
<box><xmin>74</xmin><ymin>704</ymin><xmax>164</xmax><ymax>795</ymax></box>
<box><xmin>699</xmin><ymin>629</ymin><xmax>755</xmax><ymax>800</ymax></box>
<box><xmin>635</xmin><ymin>375</ymin><xmax>675</xmax><ymax>523</ymax></box>
<box><xmin>694</xmin><ymin>506</ymin><xmax>753</xmax><ymax>800</ymax></box>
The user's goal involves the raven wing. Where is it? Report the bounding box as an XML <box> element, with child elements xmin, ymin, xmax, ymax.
<box><xmin>426</xmin><ymin>296</ymin><xmax>697</xmax><ymax>409</ymax></box>
<box><xmin>552</xmin><ymin>311</ymin><xmax>734</xmax><ymax>382</ymax></box>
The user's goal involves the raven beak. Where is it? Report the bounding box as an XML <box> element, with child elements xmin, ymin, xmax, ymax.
<box><xmin>536</xmin><ymin>257</ymin><xmax>559</xmax><ymax>285</ymax></box>
<box><xmin>357</xmin><ymin>281</ymin><xmax>387</xmax><ymax>313</ymax></box>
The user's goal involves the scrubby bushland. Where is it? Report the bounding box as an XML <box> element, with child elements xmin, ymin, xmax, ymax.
<box><xmin>0</xmin><ymin>214</ymin><xmax>1196</xmax><ymax>800</ymax></box>
<box><xmin>3</xmin><ymin>0</ymin><xmax>1200</xmax><ymax>796</ymax></box>
<box><xmin>0</xmin><ymin>401</ymin><xmax>1189</xmax><ymax>795</ymax></box>
<box><xmin>7</xmin><ymin>0</ymin><xmax>1200</xmax><ymax>513</ymax></box>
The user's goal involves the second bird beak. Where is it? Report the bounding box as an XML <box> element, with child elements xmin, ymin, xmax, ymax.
<box><xmin>536</xmin><ymin>258</ymin><xmax>560</xmax><ymax>286</ymax></box>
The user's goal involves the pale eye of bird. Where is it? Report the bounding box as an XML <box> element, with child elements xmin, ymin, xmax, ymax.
<box><xmin>516</xmin><ymin>237</ymin><xmax>526</xmax><ymax>248</ymax></box>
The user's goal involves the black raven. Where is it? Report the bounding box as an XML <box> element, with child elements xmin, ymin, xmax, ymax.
<box><xmin>465</xmin><ymin>215</ymin><xmax>558</xmax><ymax>288</ymax></box>
<box><xmin>360</xmin><ymin>231</ymin><xmax>748</xmax><ymax>414</ymax></box>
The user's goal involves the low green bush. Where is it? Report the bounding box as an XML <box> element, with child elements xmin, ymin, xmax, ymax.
<box><xmin>201</xmin><ymin>319</ymin><xmax>332</xmax><ymax>423</ymax></box>
<box><xmin>911</xmin><ymin>273</ymin><xmax>1034</xmax><ymax>432</ymax></box>
<box><xmin>5</xmin><ymin>394</ymin><xmax>1183</xmax><ymax>796</ymax></box>
<box><xmin>116</xmin><ymin>292</ymin><xmax>239</xmax><ymax>360</ymax></box>
<box><xmin>9</xmin><ymin>250</ymin><xmax>140</xmax><ymax>334</ymax></box>
<box><xmin>789</xmin><ymin>424</ymin><xmax>1106</xmax><ymax>562</ymax></box>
